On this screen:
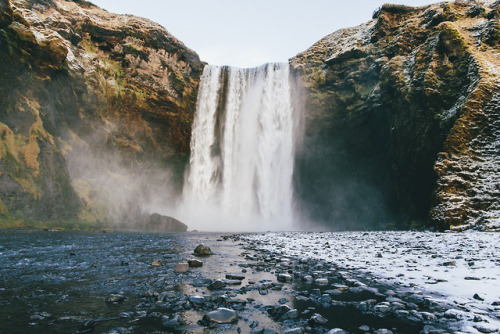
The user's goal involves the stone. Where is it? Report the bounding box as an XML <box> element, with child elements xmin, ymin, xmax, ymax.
<box><xmin>282</xmin><ymin>328</ymin><xmax>303</xmax><ymax>334</ymax></box>
<box><xmin>268</xmin><ymin>305</ymin><xmax>292</xmax><ymax>320</ymax></box>
<box><xmin>208</xmin><ymin>279</ymin><xmax>226</xmax><ymax>291</ymax></box>
<box><xmin>188</xmin><ymin>259</ymin><xmax>203</xmax><ymax>267</ymax></box>
<box><xmin>203</xmin><ymin>308</ymin><xmax>238</xmax><ymax>324</ymax></box>
<box><xmin>162</xmin><ymin>314</ymin><xmax>184</xmax><ymax>328</ymax></box>
<box><xmin>440</xmin><ymin>261</ymin><xmax>456</xmax><ymax>267</ymax></box>
<box><xmin>105</xmin><ymin>294</ymin><xmax>125</xmax><ymax>304</ymax></box>
<box><xmin>189</xmin><ymin>295</ymin><xmax>205</xmax><ymax>305</ymax></box>
<box><xmin>474</xmin><ymin>293</ymin><xmax>485</xmax><ymax>301</ymax></box>
<box><xmin>375</xmin><ymin>330</ymin><xmax>393</xmax><ymax>334</ymax></box>
<box><xmin>147</xmin><ymin>214</ymin><xmax>188</xmax><ymax>232</ymax></box>
<box><xmin>280</xmin><ymin>309</ymin><xmax>299</xmax><ymax>320</ymax></box>
<box><xmin>151</xmin><ymin>259</ymin><xmax>162</xmax><ymax>266</ymax></box>
<box><xmin>474</xmin><ymin>323</ymin><xmax>499</xmax><ymax>333</ymax></box>
<box><xmin>328</xmin><ymin>329</ymin><xmax>347</xmax><ymax>334</ymax></box>
<box><xmin>194</xmin><ymin>244</ymin><xmax>213</xmax><ymax>256</ymax></box>
<box><xmin>226</xmin><ymin>274</ymin><xmax>245</xmax><ymax>280</ymax></box>
<box><xmin>315</xmin><ymin>278</ymin><xmax>328</xmax><ymax>285</ymax></box>
<box><xmin>174</xmin><ymin>263</ymin><xmax>189</xmax><ymax>273</ymax></box>
<box><xmin>309</xmin><ymin>313</ymin><xmax>328</xmax><ymax>326</ymax></box>
<box><xmin>374</xmin><ymin>304</ymin><xmax>391</xmax><ymax>313</ymax></box>
<box><xmin>277</xmin><ymin>274</ymin><xmax>292</xmax><ymax>282</ymax></box>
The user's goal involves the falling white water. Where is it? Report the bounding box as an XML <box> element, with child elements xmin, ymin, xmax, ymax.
<box><xmin>180</xmin><ymin>63</ymin><xmax>298</xmax><ymax>231</ymax></box>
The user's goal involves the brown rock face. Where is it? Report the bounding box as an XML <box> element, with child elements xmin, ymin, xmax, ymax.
<box><xmin>0</xmin><ymin>0</ymin><xmax>203</xmax><ymax>228</ymax></box>
<box><xmin>292</xmin><ymin>1</ymin><xmax>499</xmax><ymax>230</ymax></box>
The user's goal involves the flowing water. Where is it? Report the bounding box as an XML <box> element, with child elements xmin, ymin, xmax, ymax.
<box><xmin>0</xmin><ymin>231</ymin><xmax>431</xmax><ymax>334</ymax></box>
<box><xmin>181</xmin><ymin>63</ymin><xmax>299</xmax><ymax>232</ymax></box>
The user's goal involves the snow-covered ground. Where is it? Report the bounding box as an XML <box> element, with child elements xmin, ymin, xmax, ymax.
<box><xmin>244</xmin><ymin>231</ymin><xmax>500</xmax><ymax>333</ymax></box>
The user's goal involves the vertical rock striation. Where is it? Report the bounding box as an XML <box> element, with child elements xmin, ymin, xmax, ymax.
<box><xmin>291</xmin><ymin>1</ymin><xmax>500</xmax><ymax>230</ymax></box>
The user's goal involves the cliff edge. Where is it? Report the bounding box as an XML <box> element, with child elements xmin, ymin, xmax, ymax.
<box><xmin>291</xmin><ymin>1</ymin><xmax>500</xmax><ymax>231</ymax></box>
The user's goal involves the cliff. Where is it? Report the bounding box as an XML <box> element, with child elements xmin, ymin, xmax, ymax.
<box><xmin>291</xmin><ymin>1</ymin><xmax>500</xmax><ymax>231</ymax></box>
<box><xmin>0</xmin><ymin>0</ymin><xmax>203</xmax><ymax>228</ymax></box>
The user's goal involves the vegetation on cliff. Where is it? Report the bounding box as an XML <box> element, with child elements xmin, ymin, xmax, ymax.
<box><xmin>0</xmin><ymin>0</ymin><xmax>203</xmax><ymax>229</ymax></box>
<box><xmin>292</xmin><ymin>0</ymin><xmax>500</xmax><ymax>231</ymax></box>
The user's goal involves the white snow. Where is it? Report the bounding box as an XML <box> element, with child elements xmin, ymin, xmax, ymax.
<box><xmin>244</xmin><ymin>231</ymin><xmax>500</xmax><ymax>333</ymax></box>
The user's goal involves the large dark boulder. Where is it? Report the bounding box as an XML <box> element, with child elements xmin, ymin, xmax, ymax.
<box><xmin>147</xmin><ymin>213</ymin><xmax>187</xmax><ymax>232</ymax></box>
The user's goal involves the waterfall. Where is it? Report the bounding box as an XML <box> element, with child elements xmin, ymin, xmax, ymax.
<box><xmin>180</xmin><ymin>63</ymin><xmax>298</xmax><ymax>232</ymax></box>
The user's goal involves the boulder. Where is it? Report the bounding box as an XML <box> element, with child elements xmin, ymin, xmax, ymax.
<box><xmin>147</xmin><ymin>213</ymin><xmax>187</xmax><ymax>232</ymax></box>
<box><xmin>188</xmin><ymin>259</ymin><xmax>203</xmax><ymax>267</ymax></box>
<box><xmin>194</xmin><ymin>243</ymin><xmax>213</xmax><ymax>255</ymax></box>
<box><xmin>151</xmin><ymin>259</ymin><xmax>162</xmax><ymax>266</ymax></box>
<box><xmin>203</xmin><ymin>308</ymin><xmax>238</xmax><ymax>324</ymax></box>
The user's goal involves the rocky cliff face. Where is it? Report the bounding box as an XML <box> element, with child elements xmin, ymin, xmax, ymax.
<box><xmin>0</xmin><ymin>0</ymin><xmax>203</xmax><ymax>228</ymax></box>
<box><xmin>292</xmin><ymin>1</ymin><xmax>500</xmax><ymax>231</ymax></box>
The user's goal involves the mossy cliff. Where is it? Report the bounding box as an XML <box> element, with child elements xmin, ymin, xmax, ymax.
<box><xmin>291</xmin><ymin>1</ymin><xmax>500</xmax><ymax>231</ymax></box>
<box><xmin>0</xmin><ymin>0</ymin><xmax>203</xmax><ymax>228</ymax></box>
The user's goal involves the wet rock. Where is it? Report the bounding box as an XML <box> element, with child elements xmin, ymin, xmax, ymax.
<box><xmin>105</xmin><ymin>294</ymin><xmax>125</xmax><ymax>304</ymax></box>
<box><xmin>282</xmin><ymin>328</ymin><xmax>303</xmax><ymax>334</ymax></box>
<box><xmin>302</xmin><ymin>275</ymin><xmax>313</xmax><ymax>283</ymax></box>
<box><xmin>281</xmin><ymin>309</ymin><xmax>299</xmax><ymax>320</ymax></box>
<box><xmin>328</xmin><ymin>329</ymin><xmax>347</xmax><ymax>334</ymax></box>
<box><xmin>194</xmin><ymin>244</ymin><xmax>213</xmax><ymax>255</ymax></box>
<box><xmin>208</xmin><ymin>279</ymin><xmax>226</xmax><ymax>291</ymax></box>
<box><xmin>189</xmin><ymin>295</ymin><xmax>205</xmax><ymax>305</ymax></box>
<box><xmin>374</xmin><ymin>330</ymin><xmax>393</xmax><ymax>334</ymax></box>
<box><xmin>277</xmin><ymin>274</ymin><xmax>292</xmax><ymax>282</ymax></box>
<box><xmin>174</xmin><ymin>263</ymin><xmax>189</xmax><ymax>273</ymax></box>
<box><xmin>374</xmin><ymin>303</ymin><xmax>391</xmax><ymax>313</ymax></box>
<box><xmin>474</xmin><ymin>323</ymin><xmax>499</xmax><ymax>333</ymax></box>
<box><xmin>278</xmin><ymin>298</ymin><xmax>288</xmax><ymax>304</ymax></box>
<box><xmin>315</xmin><ymin>278</ymin><xmax>328</xmax><ymax>285</ymax></box>
<box><xmin>162</xmin><ymin>313</ymin><xmax>184</xmax><ymax>328</ymax></box>
<box><xmin>188</xmin><ymin>259</ymin><xmax>203</xmax><ymax>267</ymax></box>
<box><xmin>359</xmin><ymin>325</ymin><xmax>371</xmax><ymax>332</ymax></box>
<box><xmin>226</xmin><ymin>274</ymin><xmax>245</xmax><ymax>280</ymax></box>
<box><xmin>147</xmin><ymin>213</ymin><xmax>188</xmax><ymax>232</ymax></box>
<box><xmin>222</xmin><ymin>279</ymin><xmax>242</xmax><ymax>285</ymax></box>
<box><xmin>439</xmin><ymin>261</ymin><xmax>456</xmax><ymax>267</ymax></box>
<box><xmin>151</xmin><ymin>259</ymin><xmax>162</xmax><ymax>266</ymax></box>
<box><xmin>268</xmin><ymin>305</ymin><xmax>292</xmax><ymax>320</ymax></box>
<box><xmin>474</xmin><ymin>293</ymin><xmax>485</xmax><ymax>301</ymax></box>
<box><xmin>203</xmin><ymin>308</ymin><xmax>238</xmax><ymax>324</ymax></box>
<box><xmin>308</xmin><ymin>313</ymin><xmax>328</xmax><ymax>326</ymax></box>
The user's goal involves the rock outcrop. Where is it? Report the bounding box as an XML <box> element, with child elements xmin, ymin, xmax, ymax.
<box><xmin>146</xmin><ymin>213</ymin><xmax>187</xmax><ymax>232</ymax></box>
<box><xmin>0</xmin><ymin>0</ymin><xmax>203</xmax><ymax>228</ymax></box>
<box><xmin>292</xmin><ymin>1</ymin><xmax>500</xmax><ymax>230</ymax></box>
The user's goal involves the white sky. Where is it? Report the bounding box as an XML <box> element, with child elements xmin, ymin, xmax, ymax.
<box><xmin>90</xmin><ymin>0</ymin><xmax>444</xmax><ymax>68</ymax></box>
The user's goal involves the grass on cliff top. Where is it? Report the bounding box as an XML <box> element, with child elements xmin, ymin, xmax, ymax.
<box><xmin>0</xmin><ymin>217</ymin><xmax>106</xmax><ymax>231</ymax></box>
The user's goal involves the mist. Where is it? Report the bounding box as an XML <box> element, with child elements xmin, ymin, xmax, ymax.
<box><xmin>62</xmin><ymin>124</ymin><xmax>183</xmax><ymax>230</ymax></box>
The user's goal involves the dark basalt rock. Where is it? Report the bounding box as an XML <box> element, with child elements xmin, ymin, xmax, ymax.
<box><xmin>147</xmin><ymin>213</ymin><xmax>187</xmax><ymax>232</ymax></box>
<box><xmin>194</xmin><ymin>243</ymin><xmax>213</xmax><ymax>255</ymax></box>
<box><xmin>202</xmin><ymin>308</ymin><xmax>238</xmax><ymax>324</ymax></box>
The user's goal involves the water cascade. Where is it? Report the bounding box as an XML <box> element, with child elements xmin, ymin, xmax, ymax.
<box><xmin>181</xmin><ymin>63</ymin><xmax>299</xmax><ymax>231</ymax></box>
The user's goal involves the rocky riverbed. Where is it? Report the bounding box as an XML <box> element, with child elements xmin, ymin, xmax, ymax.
<box><xmin>0</xmin><ymin>230</ymin><xmax>498</xmax><ymax>333</ymax></box>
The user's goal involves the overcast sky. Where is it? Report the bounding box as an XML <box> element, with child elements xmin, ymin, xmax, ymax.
<box><xmin>90</xmin><ymin>0</ymin><xmax>445</xmax><ymax>68</ymax></box>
